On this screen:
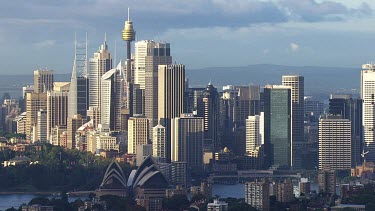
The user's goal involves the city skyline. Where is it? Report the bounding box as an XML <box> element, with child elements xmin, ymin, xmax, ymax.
<box><xmin>1</xmin><ymin>0</ymin><xmax>375</xmax><ymax>74</ymax></box>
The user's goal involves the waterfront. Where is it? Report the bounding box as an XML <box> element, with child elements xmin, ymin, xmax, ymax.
<box><xmin>0</xmin><ymin>183</ymin><xmax>329</xmax><ymax>210</ymax></box>
<box><xmin>0</xmin><ymin>194</ymin><xmax>87</xmax><ymax>210</ymax></box>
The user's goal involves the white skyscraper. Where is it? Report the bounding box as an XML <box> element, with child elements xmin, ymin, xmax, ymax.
<box><xmin>246</xmin><ymin>113</ymin><xmax>264</xmax><ymax>153</ymax></box>
<box><xmin>361</xmin><ymin>64</ymin><xmax>375</xmax><ymax>162</ymax></box>
<box><xmin>319</xmin><ymin>116</ymin><xmax>351</xmax><ymax>170</ymax></box>
<box><xmin>101</xmin><ymin>64</ymin><xmax>122</xmax><ymax>131</ymax></box>
<box><xmin>89</xmin><ymin>38</ymin><xmax>112</xmax><ymax>125</ymax></box>
<box><xmin>134</xmin><ymin>40</ymin><xmax>171</xmax><ymax>89</ymax></box>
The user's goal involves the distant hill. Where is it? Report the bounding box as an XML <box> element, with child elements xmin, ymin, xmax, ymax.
<box><xmin>0</xmin><ymin>64</ymin><xmax>360</xmax><ymax>99</ymax></box>
<box><xmin>186</xmin><ymin>64</ymin><xmax>360</xmax><ymax>95</ymax></box>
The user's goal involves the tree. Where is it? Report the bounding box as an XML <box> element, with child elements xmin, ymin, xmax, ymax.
<box><xmin>28</xmin><ymin>197</ymin><xmax>50</xmax><ymax>205</ymax></box>
<box><xmin>163</xmin><ymin>195</ymin><xmax>190</xmax><ymax>210</ymax></box>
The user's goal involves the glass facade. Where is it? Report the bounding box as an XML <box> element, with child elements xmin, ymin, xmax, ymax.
<box><xmin>264</xmin><ymin>87</ymin><xmax>291</xmax><ymax>169</ymax></box>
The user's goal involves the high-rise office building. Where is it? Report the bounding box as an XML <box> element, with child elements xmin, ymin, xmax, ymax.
<box><xmin>246</xmin><ymin>113</ymin><xmax>264</xmax><ymax>153</ymax></box>
<box><xmin>361</xmin><ymin>64</ymin><xmax>375</xmax><ymax>162</ymax></box>
<box><xmin>101</xmin><ymin>68</ymin><xmax>121</xmax><ymax>131</ymax></box>
<box><xmin>152</xmin><ymin>124</ymin><xmax>166</xmax><ymax>159</ymax></box>
<box><xmin>88</xmin><ymin>38</ymin><xmax>112</xmax><ymax>126</ymax></box>
<box><xmin>245</xmin><ymin>180</ymin><xmax>270</xmax><ymax>211</ymax></box>
<box><xmin>329</xmin><ymin>94</ymin><xmax>362</xmax><ymax>167</ymax></box>
<box><xmin>141</xmin><ymin>41</ymin><xmax>172</xmax><ymax>133</ymax></box>
<box><xmin>171</xmin><ymin>113</ymin><xmax>204</xmax><ymax>170</ymax></box>
<box><xmin>282</xmin><ymin>75</ymin><xmax>304</xmax><ymax>169</ymax></box>
<box><xmin>34</xmin><ymin>70</ymin><xmax>54</xmax><ymax>93</ymax></box>
<box><xmin>68</xmin><ymin>62</ymin><xmax>89</xmax><ymax>119</ymax></box>
<box><xmin>128</xmin><ymin>116</ymin><xmax>149</xmax><ymax>154</ymax></box>
<box><xmin>319</xmin><ymin>115</ymin><xmax>351</xmax><ymax>170</ymax></box>
<box><xmin>202</xmin><ymin>83</ymin><xmax>220</xmax><ymax>151</ymax></box>
<box><xmin>304</xmin><ymin>96</ymin><xmax>325</xmax><ymax>122</ymax></box>
<box><xmin>264</xmin><ymin>85</ymin><xmax>291</xmax><ymax>169</ymax></box>
<box><xmin>47</xmin><ymin>90</ymin><xmax>68</xmax><ymax>140</ymax></box>
<box><xmin>37</xmin><ymin>109</ymin><xmax>47</xmax><ymax>142</ymax></box>
<box><xmin>26</xmin><ymin>93</ymin><xmax>47</xmax><ymax>142</ymax></box>
<box><xmin>67</xmin><ymin>114</ymin><xmax>85</xmax><ymax>149</ymax></box>
<box><xmin>234</xmin><ymin>85</ymin><xmax>261</xmax><ymax>128</ymax></box>
<box><xmin>158</xmin><ymin>64</ymin><xmax>185</xmax><ymax>160</ymax></box>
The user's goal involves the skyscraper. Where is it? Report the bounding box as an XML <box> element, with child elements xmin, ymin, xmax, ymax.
<box><xmin>246</xmin><ymin>113</ymin><xmax>264</xmax><ymax>153</ymax></box>
<box><xmin>34</xmin><ymin>70</ymin><xmax>54</xmax><ymax>93</ymax></box>
<box><xmin>361</xmin><ymin>64</ymin><xmax>375</xmax><ymax>162</ymax></box>
<box><xmin>47</xmin><ymin>90</ymin><xmax>68</xmax><ymax>140</ymax></box>
<box><xmin>140</xmin><ymin>41</ymin><xmax>172</xmax><ymax>133</ymax></box>
<box><xmin>88</xmin><ymin>37</ymin><xmax>112</xmax><ymax>126</ymax></box>
<box><xmin>202</xmin><ymin>83</ymin><xmax>220</xmax><ymax>151</ymax></box>
<box><xmin>319</xmin><ymin>115</ymin><xmax>351</xmax><ymax>170</ymax></box>
<box><xmin>329</xmin><ymin>94</ymin><xmax>362</xmax><ymax>167</ymax></box>
<box><xmin>171</xmin><ymin>113</ymin><xmax>204</xmax><ymax>170</ymax></box>
<box><xmin>128</xmin><ymin>116</ymin><xmax>149</xmax><ymax>154</ymax></box>
<box><xmin>122</xmin><ymin>8</ymin><xmax>136</xmax><ymax>115</ymax></box>
<box><xmin>264</xmin><ymin>85</ymin><xmax>291</xmax><ymax>169</ymax></box>
<box><xmin>68</xmin><ymin>62</ymin><xmax>89</xmax><ymax>119</ymax></box>
<box><xmin>26</xmin><ymin>93</ymin><xmax>47</xmax><ymax>142</ymax></box>
<box><xmin>282</xmin><ymin>75</ymin><xmax>304</xmax><ymax>169</ymax></box>
<box><xmin>101</xmin><ymin>67</ymin><xmax>121</xmax><ymax>131</ymax></box>
<box><xmin>158</xmin><ymin>64</ymin><xmax>185</xmax><ymax>160</ymax></box>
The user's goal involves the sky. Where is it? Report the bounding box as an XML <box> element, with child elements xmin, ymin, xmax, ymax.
<box><xmin>0</xmin><ymin>0</ymin><xmax>375</xmax><ymax>74</ymax></box>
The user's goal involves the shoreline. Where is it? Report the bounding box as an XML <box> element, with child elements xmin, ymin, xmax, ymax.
<box><xmin>0</xmin><ymin>191</ymin><xmax>92</xmax><ymax>196</ymax></box>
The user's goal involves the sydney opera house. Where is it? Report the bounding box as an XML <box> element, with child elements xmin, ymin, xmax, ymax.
<box><xmin>96</xmin><ymin>156</ymin><xmax>170</xmax><ymax>210</ymax></box>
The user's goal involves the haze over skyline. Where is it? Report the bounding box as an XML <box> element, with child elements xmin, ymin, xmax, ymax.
<box><xmin>1</xmin><ymin>0</ymin><xmax>375</xmax><ymax>74</ymax></box>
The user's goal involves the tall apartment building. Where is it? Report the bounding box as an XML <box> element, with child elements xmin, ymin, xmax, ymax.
<box><xmin>245</xmin><ymin>180</ymin><xmax>270</xmax><ymax>211</ymax></box>
<box><xmin>37</xmin><ymin>109</ymin><xmax>47</xmax><ymax>142</ymax></box>
<box><xmin>275</xmin><ymin>179</ymin><xmax>294</xmax><ymax>203</ymax></box>
<box><xmin>158</xmin><ymin>64</ymin><xmax>185</xmax><ymax>160</ymax></box>
<box><xmin>319</xmin><ymin>116</ymin><xmax>351</xmax><ymax>170</ymax></box>
<box><xmin>361</xmin><ymin>64</ymin><xmax>375</xmax><ymax>162</ymax></box>
<box><xmin>34</xmin><ymin>70</ymin><xmax>54</xmax><ymax>93</ymax></box>
<box><xmin>141</xmin><ymin>41</ymin><xmax>172</xmax><ymax>134</ymax></box>
<box><xmin>26</xmin><ymin>93</ymin><xmax>47</xmax><ymax>141</ymax></box>
<box><xmin>264</xmin><ymin>85</ymin><xmax>291</xmax><ymax>169</ymax></box>
<box><xmin>128</xmin><ymin>116</ymin><xmax>149</xmax><ymax>154</ymax></box>
<box><xmin>89</xmin><ymin>39</ymin><xmax>112</xmax><ymax>126</ymax></box>
<box><xmin>47</xmin><ymin>90</ymin><xmax>68</xmax><ymax>140</ymax></box>
<box><xmin>101</xmin><ymin>68</ymin><xmax>121</xmax><ymax>131</ymax></box>
<box><xmin>329</xmin><ymin>94</ymin><xmax>362</xmax><ymax>167</ymax></box>
<box><xmin>152</xmin><ymin>124</ymin><xmax>166</xmax><ymax>159</ymax></box>
<box><xmin>318</xmin><ymin>169</ymin><xmax>336</xmax><ymax>195</ymax></box>
<box><xmin>282</xmin><ymin>75</ymin><xmax>304</xmax><ymax>169</ymax></box>
<box><xmin>171</xmin><ymin>113</ymin><xmax>204</xmax><ymax>170</ymax></box>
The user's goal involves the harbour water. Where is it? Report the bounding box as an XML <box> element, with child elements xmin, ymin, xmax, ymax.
<box><xmin>0</xmin><ymin>194</ymin><xmax>87</xmax><ymax>211</ymax></box>
<box><xmin>0</xmin><ymin>183</ymin><xmax>324</xmax><ymax>210</ymax></box>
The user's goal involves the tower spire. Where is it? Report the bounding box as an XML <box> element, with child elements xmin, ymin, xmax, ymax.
<box><xmin>128</xmin><ymin>7</ymin><xmax>130</xmax><ymax>21</ymax></box>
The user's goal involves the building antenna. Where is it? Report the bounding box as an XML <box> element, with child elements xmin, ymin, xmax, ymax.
<box><xmin>114</xmin><ymin>40</ymin><xmax>117</xmax><ymax>66</ymax></box>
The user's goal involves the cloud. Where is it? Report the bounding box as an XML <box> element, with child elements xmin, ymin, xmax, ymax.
<box><xmin>290</xmin><ymin>43</ymin><xmax>300</xmax><ymax>51</ymax></box>
<box><xmin>33</xmin><ymin>40</ymin><xmax>56</xmax><ymax>48</ymax></box>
